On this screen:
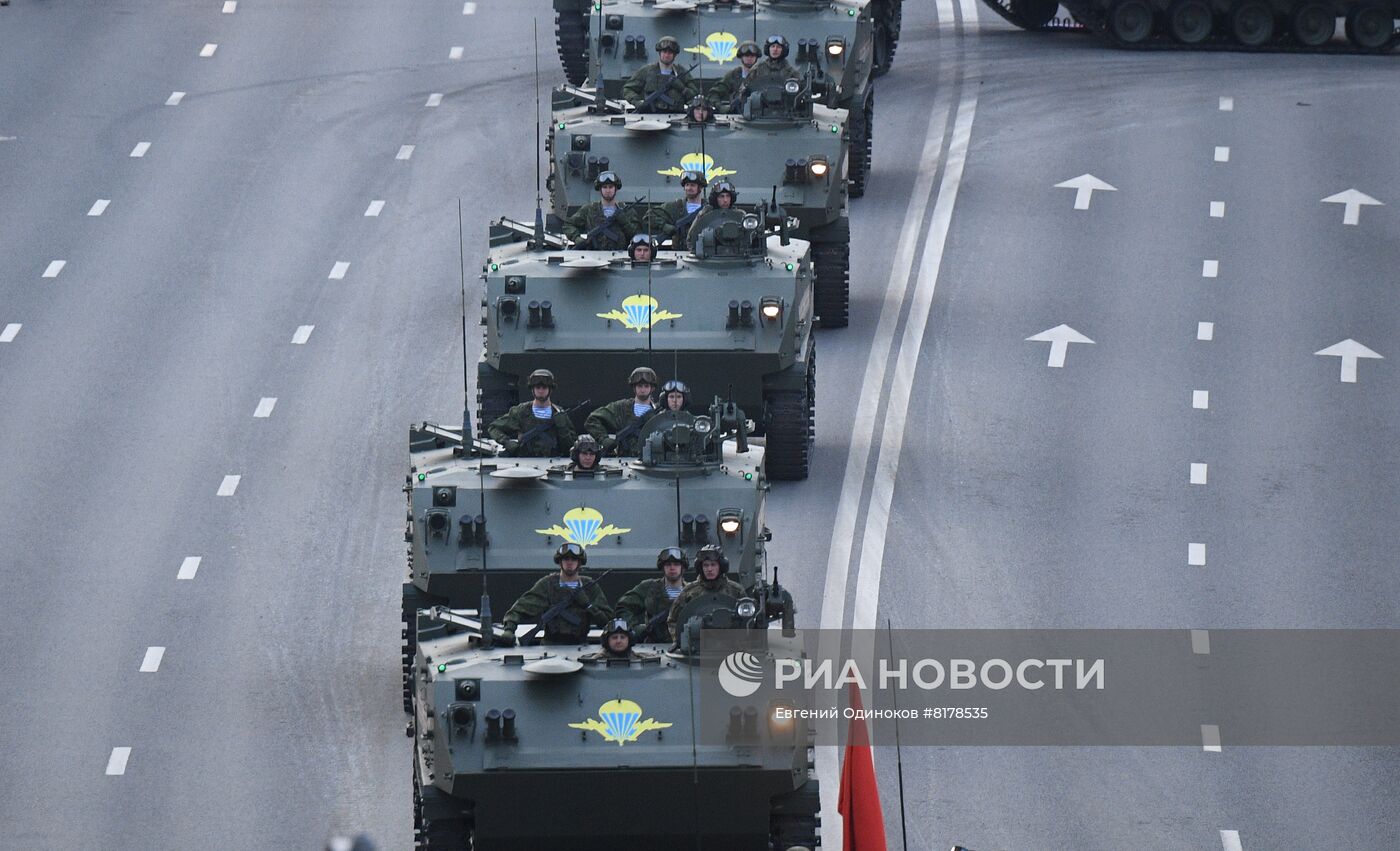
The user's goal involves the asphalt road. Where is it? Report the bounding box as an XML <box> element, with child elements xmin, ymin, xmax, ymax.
<box><xmin>1</xmin><ymin>1</ymin><xmax>1397</xmax><ymax>850</ymax></box>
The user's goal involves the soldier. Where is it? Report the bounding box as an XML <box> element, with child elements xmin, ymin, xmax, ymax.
<box><xmin>581</xmin><ymin>618</ymin><xmax>641</xmax><ymax>661</ymax></box>
<box><xmin>487</xmin><ymin>368</ymin><xmax>578</xmax><ymax>457</ymax></box>
<box><xmin>686</xmin><ymin>181</ymin><xmax>739</xmax><ymax>250</ymax></box>
<box><xmin>585</xmin><ymin>366</ymin><xmax>660</xmax><ymax>456</ymax></box>
<box><xmin>709</xmin><ymin>40</ymin><xmax>762</xmax><ymax>112</ymax></box>
<box><xmin>751</xmin><ymin>35</ymin><xmax>800</xmax><ymax>89</ymax></box>
<box><xmin>627</xmin><ymin>233</ymin><xmax>656</xmax><ymax>264</ymax></box>
<box><xmin>622</xmin><ymin>35</ymin><xmax>697</xmax><ymax>112</ymax></box>
<box><xmin>568</xmin><ymin>434</ymin><xmax>603</xmax><ymax>473</ymax></box>
<box><xmin>617</xmin><ymin>547</ymin><xmax>690</xmax><ymax>643</ymax></box>
<box><xmin>684</xmin><ymin>94</ymin><xmax>715</xmax><ymax>126</ymax></box>
<box><xmin>658</xmin><ymin>170</ymin><xmax>707</xmax><ymax>245</ymax></box>
<box><xmin>498</xmin><ymin>543</ymin><xmax>612</xmax><ymax>646</ymax></box>
<box><xmin>667</xmin><ymin>544</ymin><xmax>745</xmax><ymax>640</ymax></box>
<box><xmin>661</xmin><ymin>379</ymin><xmax>690</xmax><ymax>412</ymax></box>
<box><xmin>563</xmin><ymin>171</ymin><xmax>634</xmax><ymax>250</ymax></box>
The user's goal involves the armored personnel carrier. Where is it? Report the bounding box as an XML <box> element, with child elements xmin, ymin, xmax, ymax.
<box><xmin>410</xmin><ymin>575</ymin><xmax>815</xmax><ymax>850</ymax></box>
<box><xmin>554</xmin><ymin>0</ymin><xmax>902</xmax><ymax>83</ymax></box>
<box><xmin>477</xmin><ymin>213</ymin><xmax>816</xmax><ymax>477</ymax></box>
<box><xmin>980</xmin><ymin>0</ymin><xmax>1397</xmax><ymax>51</ymax></box>
<box><xmin>549</xmin><ymin>79</ymin><xmax>852</xmax><ymax>324</ymax></box>
<box><xmin>401</xmin><ymin>399</ymin><xmax>773</xmax><ymax>710</ymax></box>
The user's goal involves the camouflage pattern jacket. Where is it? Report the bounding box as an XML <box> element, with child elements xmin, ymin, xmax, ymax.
<box><xmin>563</xmin><ymin>202</ymin><xmax>636</xmax><ymax>250</ymax></box>
<box><xmin>616</xmin><ymin>577</ymin><xmax>687</xmax><ymax>643</ymax></box>
<box><xmin>657</xmin><ymin>198</ymin><xmax>706</xmax><ymax>242</ymax></box>
<box><xmin>708</xmin><ymin>65</ymin><xmax>755</xmax><ymax>111</ymax></box>
<box><xmin>584</xmin><ymin>397</ymin><xmax>659</xmax><ymax>456</ymax></box>
<box><xmin>487</xmin><ymin>401</ymin><xmax>578</xmax><ymax>457</ymax></box>
<box><xmin>667</xmin><ymin>576</ymin><xmax>745</xmax><ymax>639</ymax></box>
<box><xmin>502</xmin><ymin>573</ymin><xmax>613</xmax><ymax>644</ymax></box>
<box><xmin>622</xmin><ymin>63</ymin><xmax>698</xmax><ymax>111</ymax></box>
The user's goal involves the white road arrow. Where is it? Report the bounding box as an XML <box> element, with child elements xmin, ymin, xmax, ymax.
<box><xmin>1026</xmin><ymin>324</ymin><xmax>1095</xmax><ymax>368</ymax></box>
<box><xmin>1320</xmin><ymin>189</ymin><xmax>1383</xmax><ymax>225</ymax></box>
<box><xmin>1054</xmin><ymin>174</ymin><xmax>1117</xmax><ymax>210</ymax></box>
<box><xmin>1315</xmin><ymin>339</ymin><xmax>1383</xmax><ymax>383</ymax></box>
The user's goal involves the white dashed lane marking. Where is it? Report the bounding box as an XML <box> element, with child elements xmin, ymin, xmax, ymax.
<box><xmin>1188</xmin><ymin>542</ymin><xmax>1206</xmax><ymax>566</ymax></box>
<box><xmin>1190</xmin><ymin>463</ymin><xmax>1208</xmax><ymax>485</ymax></box>
<box><xmin>217</xmin><ymin>475</ymin><xmax>241</xmax><ymax>496</ymax></box>
<box><xmin>396</xmin><ymin>145</ymin><xmax>415</xmax><ymax>161</ymax></box>
<box><xmin>365</xmin><ymin>200</ymin><xmax>385</xmax><ymax>217</ymax></box>
<box><xmin>463</xmin><ymin>1</ymin><xmax>477</xmax><ymax>12</ymax></box>
<box><xmin>329</xmin><ymin>261</ymin><xmax>350</xmax><ymax>280</ymax></box>
<box><xmin>449</xmin><ymin>46</ymin><xmax>464</xmax><ymax>60</ymax></box>
<box><xmin>1209</xmin><ymin>201</ymin><xmax>1224</xmax><ymax>218</ymax></box>
<box><xmin>177</xmin><ymin>556</ymin><xmax>202</xmax><ymax>579</ymax></box>
<box><xmin>130</xmin><ymin>142</ymin><xmax>151</xmax><ymax>158</ymax></box>
<box><xmin>200</xmin><ymin>43</ymin><xmax>218</xmax><ymax>58</ymax></box>
<box><xmin>1202</xmin><ymin>260</ymin><xmax>1219</xmax><ymax>278</ymax></box>
<box><xmin>1202</xmin><ymin>724</ymin><xmax>1222</xmax><ymax>752</ymax></box>
<box><xmin>140</xmin><ymin>647</ymin><xmax>165</xmax><ymax>673</ymax></box>
<box><xmin>291</xmin><ymin>325</ymin><xmax>314</xmax><ymax>344</ymax></box>
<box><xmin>1192</xmin><ymin>390</ymin><xmax>1209</xmax><ymax>410</ymax></box>
<box><xmin>0</xmin><ymin>324</ymin><xmax>21</xmax><ymax>343</ymax></box>
<box><xmin>166</xmin><ymin>92</ymin><xmax>186</xmax><ymax>106</ymax></box>
<box><xmin>1191</xmin><ymin>630</ymin><xmax>1211</xmax><ymax>654</ymax></box>
<box><xmin>223</xmin><ymin>1</ymin><xmax>237</xmax><ymax>12</ymax></box>
<box><xmin>1221</xmin><ymin>830</ymin><xmax>1243</xmax><ymax>851</ymax></box>
<box><xmin>1214</xmin><ymin>146</ymin><xmax>1230</xmax><ymax>162</ymax></box>
<box><xmin>253</xmin><ymin>397</ymin><xmax>277</xmax><ymax>418</ymax></box>
<box><xmin>426</xmin><ymin>93</ymin><xmax>443</xmax><ymax>107</ymax></box>
<box><xmin>106</xmin><ymin>747</ymin><xmax>132</xmax><ymax>776</ymax></box>
<box><xmin>1197</xmin><ymin>322</ymin><xmax>1215</xmax><ymax>341</ymax></box>
<box><xmin>88</xmin><ymin>200</ymin><xmax>110</xmax><ymax>217</ymax></box>
<box><xmin>43</xmin><ymin>260</ymin><xmax>66</xmax><ymax>278</ymax></box>
<box><xmin>1219</xmin><ymin>97</ymin><xmax>1234</xmax><ymax>111</ymax></box>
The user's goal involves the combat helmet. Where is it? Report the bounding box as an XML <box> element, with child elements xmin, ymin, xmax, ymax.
<box><xmin>527</xmin><ymin>368</ymin><xmax>556</xmax><ymax>388</ymax></box>
<box><xmin>553</xmin><ymin>542</ymin><xmax>587</xmax><ymax>565</ymax></box>
<box><xmin>694</xmin><ymin>544</ymin><xmax>729</xmax><ymax>576</ymax></box>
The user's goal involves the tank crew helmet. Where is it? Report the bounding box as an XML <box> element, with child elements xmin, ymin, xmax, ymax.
<box><xmin>736</xmin><ymin>40</ymin><xmax>762</xmax><ymax>58</ymax></box>
<box><xmin>570</xmin><ymin>434</ymin><xmax>601</xmax><ymax>465</ymax></box>
<box><xmin>602</xmin><ymin>617</ymin><xmax>634</xmax><ymax>648</ymax></box>
<box><xmin>656</xmin><ymin>546</ymin><xmax>689</xmax><ymax>571</ymax></box>
<box><xmin>554</xmin><ymin>542</ymin><xmax>587</xmax><ymax>565</ymax></box>
<box><xmin>628</xmin><ymin>233</ymin><xmax>657</xmax><ymax>260</ymax></box>
<box><xmin>686</xmin><ymin>95</ymin><xmax>714</xmax><ymax>123</ymax></box>
<box><xmin>680</xmin><ymin>169</ymin><xmax>707</xmax><ymax>189</ymax></box>
<box><xmin>764</xmin><ymin>34</ymin><xmax>790</xmax><ymax>60</ymax></box>
<box><xmin>708</xmin><ymin>181</ymin><xmax>737</xmax><ymax>207</ymax></box>
<box><xmin>655</xmin><ymin>35</ymin><xmax>681</xmax><ymax>54</ymax></box>
<box><xmin>527</xmin><ymin>368</ymin><xmax>556</xmax><ymax>389</ymax></box>
<box><xmin>594</xmin><ymin>170</ymin><xmax>622</xmax><ymax>191</ymax></box>
<box><xmin>694</xmin><ymin>544</ymin><xmax>729</xmax><ymax>575</ymax></box>
<box><xmin>629</xmin><ymin>366</ymin><xmax>659</xmax><ymax>387</ymax></box>
<box><xmin>661</xmin><ymin>379</ymin><xmax>690</xmax><ymax>408</ymax></box>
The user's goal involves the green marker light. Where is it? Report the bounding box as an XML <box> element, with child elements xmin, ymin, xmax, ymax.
<box><xmin>557</xmin><ymin>122</ymin><xmax>566</xmax><ymax>130</ymax></box>
<box><xmin>785</xmin><ymin>263</ymin><xmax>794</xmax><ymax>271</ymax></box>
<box><xmin>848</xmin><ymin>8</ymin><xmax>856</xmax><ymax>14</ymax></box>
<box><xmin>418</xmin><ymin>473</ymin><xmax>427</xmax><ymax>482</ymax></box>
<box><xmin>490</xmin><ymin>263</ymin><xmax>499</xmax><ymax>272</ymax></box>
<box><xmin>744</xmin><ymin>472</ymin><xmax>753</xmax><ymax>481</ymax></box>
<box><xmin>830</xmin><ymin>125</ymin><xmax>839</xmax><ymax>133</ymax></box>
<box><xmin>437</xmin><ymin>663</ymin><xmax>447</xmax><ymax>673</ymax></box>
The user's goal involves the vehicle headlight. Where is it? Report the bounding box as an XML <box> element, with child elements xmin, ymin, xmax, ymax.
<box><xmin>736</xmin><ymin>598</ymin><xmax>757</xmax><ymax>618</ymax></box>
<box><xmin>783</xmin><ymin>78</ymin><xmax>801</xmax><ymax>95</ymax></box>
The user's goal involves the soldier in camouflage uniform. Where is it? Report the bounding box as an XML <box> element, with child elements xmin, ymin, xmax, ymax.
<box><xmin>568</xmin><ymin>434</ymin><xmax>603</xmax><ymax>473</ymax></box>
<box><xmin>499</xmin><ymin>543</ymin><xmax>612</xmax><ymax>646</ymax></box>
<box><xmin>563</xmin><ymin>171</ymin><xmax>635</xmax><ymax>250</ymax></box>
<box><xmin>487</xmin><ymin>368</ymin><xmax>578</xmax><ymax>457</ymax></box>
<box><xmin>708</xmin><ymin>40</ymin><xmax>762</xmax><ymax>112</ymax></box>
<box><xmin>667</xmin><ymin>544</ymin><xmax>745</xmax><ymax>640</ymax></box>
<box><xmin>622</xmin><ymin>35</ymin><xmax>697</xmax><ymax>112</ymax></box>
<box><xmin>750</xmin><ymin>35</ymin><xmax>800</xmax><ymax>90</ymax></box>
<box><xmin>585</xmin><ymin>366</ymin><xmax>660</xmax><ymax>457</ymax></box>
<box><xmin>657</xmin><ymin>170</ymin><xmax>707</xmax><ymax>245</ymax></box>
<box><xmin>617</xmin><ymin>547</ymin><xmax>690</xmax><ymax>643</ymax></box>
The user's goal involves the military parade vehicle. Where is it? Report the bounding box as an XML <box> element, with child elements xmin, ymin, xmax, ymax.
<box><xmin>401</xmin><ymin>398</ymin><xmax>775</xmax><ymax>711</ymax></box>
<box><xmin>477</xmin><ymin>211</ymin><xmax>816</xmax><ymax>476</ymax></box>
<box><xmin>554</xmin><ymin>0</ymin><xmax>902</xmax><ymax>85</ymax></box>
<box><xmin>979</xmin><ymin>0</ymin><xmax>1397</xmax><ymax>51</ymax></box>
<box><xmin>410</xmin><ymin>565</ymin><xmax>814</xmax><ymax>850</ymax></box>
<box><xmin>549</xmin><ymin>78</ymin><xmax>852</xmax><ymax>324</ymax></box>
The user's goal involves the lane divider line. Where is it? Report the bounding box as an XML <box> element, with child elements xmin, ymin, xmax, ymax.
<box><xmin>130</xmin><ymin>142</ymin><xmax>151</xmax><ymax>158</ymax></box>
<box><xmin>1192</xmin><ymin>390</ymin><xmax>1209</xmax><ymax>409</ymax></box>
<box><xmin>1197</xmin><ymin>322</ymin><xmax>1215</xmax><ymax>341</ymax></box>
<box><xmin>199</xmin><ymin>43</ymin><xmax>218</xmax><ymax>58</ymax></box>
<box><xmin>177</xmin><ymin>556</ymin><xmax>202</xmax><ymax>580</ymax></box>
<box><xmin>396</xmin><ymin>145</ymin><xmax>415</xmax><ymax>161</ymax></box>
<box><xmin>1190</xmin><ymin>462</ymin><xmax>1208</xmax><ymax>485</ymax></box>
<box><xmin>106</xmin><ymin>747</ymin><xmax>132</xmax><ymax>776</ymax></box>
<box><xmin>140</xmin><ymin>647</ymin><xmax>165</xmax><ymax>673</ymax></box>
<box><xmin>88</xmin><ymin>200</ymin><xmax>110</xmax><ymax>217</ymax></box>
<box><xmin>0</xmin><ymin>323</ymin><xmax>21</xmax><ymax>343</ymax></box>
<box><xmin>1202</xmin><ymin>724</ymin><xmax>1222</xmax><ymax>752</ymax></box>
<box><xmin>1191</xmin><ymin>629</ymin><xmax>1211</xmax><ymax>654</ymax></box>
<box><xmin>43</xmin><ymin>260</ymin><xmax>66</xmax><ymax>278</ymax></box>
<box><xmin>291</xmin><ymin>325</ymin><xmax>314</xmax><ymax>344</ymax></box>
<box><xmin>217</xmin><ymin>475</ymin><xmax>241</xmax><ymax>496</ymax></box>
<box><xmin>365</xmin><ymin>200</ymin><xmax>385</xmax><ymax>217</ymax></box>
<box><xmin>1188</xmin><ymin>542</ymin><xmax>1206</xmax><ymax>566</ymax></box>
<box><xmin>329</xmin><ymin>261</ymin><xmax>350</xmax><ymax>280</ymax></box>
<box><xmin>253</xmin><ymin>397</ymin><xmax>277</xmax><ymax>418</ymax></box>
<box><xmin>166</xmin><ymin>92</ymin><xmax>186</xmax><ymax>106</ymax></box>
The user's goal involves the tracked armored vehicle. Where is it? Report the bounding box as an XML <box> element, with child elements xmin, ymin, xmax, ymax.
<box><xmin>550</xmin><ymin>80</ymin><xmax>852</xmax><ymax>324</ymax></box>
<box><xmin>554</xmin><ymin>0</ymin><xmax>902</xmax><ymax>83</ymax></box>
<box><xmin>401</xmin><ymin>401</ymin><xmax>773</xmax><ymax>710</ymax></box>
<box><xmin>478</xmin><ymin>212</ymin><xmax>815</xmax><ymax>477</ymax></box>
<box><xmin>411</xmin><ymin>574</ymin><xmax>815</xmax><ymax>850</ymax></box>
<box><xmin>980</xmin><ymin>0</ymin><xmax>1398</xmax><ymax>51</ymax></box>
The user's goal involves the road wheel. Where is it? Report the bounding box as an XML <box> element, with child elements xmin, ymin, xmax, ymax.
<box><xmin>475</xmin><ymin>361</ymin><xmax>516</xmax><ymax>438</ymax></box>
<box><xmin>874</xmin><ymin>0</ymin><xmax>902</xmax><ymax>75</ymax></box>
<box><xmin>1229</xmin><ymin>0</ymin><xmax>1276</xmax><ymax>45</ymax></box>
<box><xmin>1014</xmin><ymin>0</ymin><xmax>1063</xmax><ymax>28</ymax></box>
<box><xmin>1109</xmin><ymin>0</ymin><xmax>1156</xmax><ymax>43</ymax></box>
<box><xmin>414</xmin><ymin>761</ymin><xmax>473</xmax><ymax>850</ymax></box>
<box><xmin>1345</xmin><ymin>3</ymin><xmax>1395</xmax><ymax>50</ymax></box>
<box><xmin>811</xmin><ymin>222</ymin><xmax>850</xmax><ymax>329</ymax></box>
<box><xmin>1168</xmin><ymin>0</ymin><xmax>1215</xmax><ymax>42</ymax></box>
<box><xmin>1289</xmin><ymin>2</ymin><xmax>1335</xmax><ymax>44</ymax></box>
<box><xmin>763</xmin><ymin>341</ymin><xmax>814</xmax><ymax>481</ymax></box>
<box><xmin>555</xmin><ymin>11</ymin><xmax>590</xmax><ymax>86</ymax></box>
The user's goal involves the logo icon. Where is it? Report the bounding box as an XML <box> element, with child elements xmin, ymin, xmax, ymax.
<box><xmin>569</xmin><ymin>699</ymin><xmax>673</xmax><ymax>746</ymax></box>
<box><xmin>536</xmin><ymin>507</ymin><xmax>631</xmax><ymax>546</ymax></box>
<box><xmin>597</xmin><ymin>295</ymin><xmax>683</xmax><ymax>332</ymax></box>
<box><xmin>717</xmin><ymin>651</ymin><xmax>765</xmax><ymax>698</ymax></box>
<box><xmin>657</xmin><ymin>152</ymin><xmax>737</xmax><ymax>183</ymax></box>
<box><xmin>684</xmin><ymin>31</ymin><xmax>739</xmax><ymax>63</ymax></box>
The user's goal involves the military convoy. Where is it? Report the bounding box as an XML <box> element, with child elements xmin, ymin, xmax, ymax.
<box><xmin>980</xmin><ymin>0</ymin><xmax>1398</xmax><ymax>51</ymax></box>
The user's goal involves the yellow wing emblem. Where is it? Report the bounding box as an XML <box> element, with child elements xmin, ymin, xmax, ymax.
<box><xmin>597</xmin><ymin>295</ymin><xmax>683</xmax><ymax>332</ymax></box>
<box><xmin>684</xmin><ymin>31</ymin><xmax>739</xmax><ymax>63</ymax></box>
<box><xmin>569</xmin><ymin>699</ymin><xmax>673</xmax><ymax>746</ymax></box>
<box><xmin>536</xmin><ymin>507</ymin><xmax>630</xmax><ymax>546</ymax></box>
<box><xmin>657</xmin><ymin>152</ymin><xmax>737</xmax><ymax>182</ymax></box>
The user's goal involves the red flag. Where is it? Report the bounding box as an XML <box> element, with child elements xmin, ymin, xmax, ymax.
<box><xmin>838</xmin><ymin>682</ymin><xmax>887</xmax><ymax>851</ymax></box>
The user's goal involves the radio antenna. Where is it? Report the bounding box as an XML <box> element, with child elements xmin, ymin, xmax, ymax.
<box><xmin>696</xmin><ymin>11</ymin><xmax>707</xmax><ymax>186</ymax></box>
<box><xmin>646</xmin><ymin>189</ymin><xmax>654</xmax><ymax>354</ymax></box>
<box><xmin>888</xmin><ymin>618</ymin><xmax>909</xmax><ymax>850</ymax></box>
<box><xmin>752</xmin><ymin>0</ymin><xmax>758</xmax><ymax>43</ymax></box>
<box><xmin>533</xmin><ymin>19</ymin><xmax>546</xmax><ymax>247</ymax></box>
<box><xmin>458</xmin><ymin>198</ymin><xmax>472</xmax><ymax>444</ymax></box>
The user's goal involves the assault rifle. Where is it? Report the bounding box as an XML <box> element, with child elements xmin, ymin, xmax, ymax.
<box><xmin>510</xmin><ymin>399</ymin><xmax>593</xmax><ymax>455</ymax></box>
<box><xmin>520</xmin><ymin>568</ymin><xmax>614</xmax><ymax>643</ymax></box>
